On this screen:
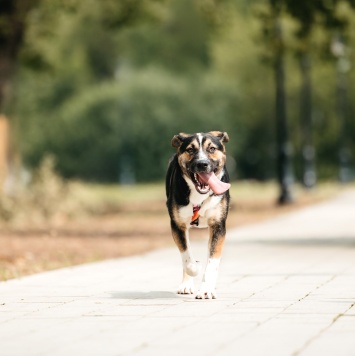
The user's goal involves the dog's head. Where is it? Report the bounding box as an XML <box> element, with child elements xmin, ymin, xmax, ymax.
<box><xmin>171</xmin><ymin>131</ymin><xmax>229</xmax><ymax>194</ymax></box>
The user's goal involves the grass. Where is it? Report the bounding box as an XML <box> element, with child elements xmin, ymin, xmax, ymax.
<box><xmin>0</xmin><ymin>180</ymin><xmax>347</xmax><ymax>281</ymax></box>
<box><xmin>70</xmin><ymin>182</ymin><xmax>166</xmax><ymax>214</ymax></box>
<box><xmin>71</xmin><ymin>179</ymin><xmax>340</xmax><ymax>208</ymax></box>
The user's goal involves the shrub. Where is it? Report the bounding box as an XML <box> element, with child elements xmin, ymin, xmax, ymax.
<box><xmin>19</xmin><ymin>68</ymin><xmax>243</xmax><ymax>182</ymax></box>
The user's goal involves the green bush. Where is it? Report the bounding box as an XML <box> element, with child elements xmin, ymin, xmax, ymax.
<box><xmin>19</xmin><ymin>69</ymin><xmax>243</xmax><ymax>182</ymax></box>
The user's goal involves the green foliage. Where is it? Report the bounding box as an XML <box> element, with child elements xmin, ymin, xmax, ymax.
<box><xmin>117</xmin><ymin>0</ymin><xmax>210</xmax><ymax>73</ymax></box>
<box><xmin>7</xmin><ymin>0</ymin><xmax>355</xmax><ymax>183</ymax></box>
<box><xmin>17</xmin><ymin>69</ymin><xmax>241</xmax><ymax>181</ymax></box>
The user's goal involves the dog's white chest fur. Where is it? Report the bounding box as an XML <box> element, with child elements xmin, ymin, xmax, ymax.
<box><xmin>178</xmin><ymin>176</ymin><xmax>224</xmax><ymax>228</ymax></box>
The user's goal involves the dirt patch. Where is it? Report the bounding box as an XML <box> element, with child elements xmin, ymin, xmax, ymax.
<box><xmin>0</xmin><ymin>189</ymin><xmax>331</xmax><ymax>281</ymax></box>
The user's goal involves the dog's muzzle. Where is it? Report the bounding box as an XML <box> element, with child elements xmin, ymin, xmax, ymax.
<box><xmin>188</xmin><ymin>160</ymin><xmax>230</xmax><ymax>195</ymax></box>
<box><xmin>190</xmin><ymin>159</ymin><xmax>212</xmax><ymax>174</ymax></box>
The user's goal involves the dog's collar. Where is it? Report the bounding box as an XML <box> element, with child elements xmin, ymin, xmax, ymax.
<box><xmin>190</xmin><ymin>205</ymin><xmax>201</xmax><ymax>226</ymax></box>
<box><xmin>190</xmin><ymin>191</ymin><xmax>222</xmax><ymax>226</ymax></box>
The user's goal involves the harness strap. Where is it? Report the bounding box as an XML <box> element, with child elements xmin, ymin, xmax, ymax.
<box><xmin>190</xmin><ymin>205</ymin><xmax>201</xmax><ymax>226</ymax></box>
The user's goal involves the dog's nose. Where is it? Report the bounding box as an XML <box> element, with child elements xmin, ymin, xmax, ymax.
<box><xmin>196</xmin><ymin>160</ymin><xmax>210</xmax><ymax>171</ymax></box>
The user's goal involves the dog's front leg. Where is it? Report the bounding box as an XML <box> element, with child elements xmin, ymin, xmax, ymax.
<box><xmin>196</xmin><ymin>221</ymin><xmax>226</xmax><ymax>299</ymax></box>
<box><xmin>170</xmin><ymin>220</ymin><xmax>200</xmax><ymax>294</ymax></box>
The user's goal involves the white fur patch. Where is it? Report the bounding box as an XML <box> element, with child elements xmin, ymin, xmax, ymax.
<box><xmin>181</xmin><ymin>250</ymin><xmax>200</xmax><ymax>277</ymax></box>
<box><xmin>197</xmin><ymin>133</ymin><xmax>208</xmax><ymax>161</ymax></box>
<box><xmin>177</xmin><ymin>272</ymin><xmax>195</xmax><ymax>294</ymax></box>
<box><xmin>178</xmin><ymin>181</ymin><xmax>224</xmax><ymax>228</ymax></box>
<box><xmin>177</xmin><ymin>250</ymin><xmax>201</xmax><ymax>294</ymax></box>
<box><xmin>196</xmin><ymin>258</ymin><xmax>220</xmax><ymax>299</ymax></box>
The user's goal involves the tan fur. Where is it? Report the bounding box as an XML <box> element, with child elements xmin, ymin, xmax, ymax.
<box><xmin>209</xmin><ymin>232</ymin><xmax>225</xmax><ymax>258</ymax></box>
<box><xmin>171</xmin><ymin>205</ymin><xmax>185</xmax><ymax>231</ymax></box>
<box><xmin>209</xmin><ymin>131</ymin><xmax>229</xmax><ymax>143</ymax></box>
<box><xmin>207</xmin><ymin>197</ymin><xmax>228</xmax><ymax>258</ymax></box>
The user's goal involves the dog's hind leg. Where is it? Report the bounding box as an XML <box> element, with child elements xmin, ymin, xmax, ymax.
<box><xmin>196</xmin><ymin>220</ymin><xmax>226</xmax><ymax>299</ymax></box>
<box><xmin>170</xmin><ymin>220</ymin><xmax>200</xmax><ymax>294</ymax></box>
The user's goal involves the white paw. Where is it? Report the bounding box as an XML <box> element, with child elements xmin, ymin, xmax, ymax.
<box><xmin>195</xmin><ymin>283</ymin><xmax>217</xmax><ymax>299</ymax></box>
<box><xmin>177</xmin><ymin>277</ymin><xmax>195</xmax><ymax>295</ymax></box>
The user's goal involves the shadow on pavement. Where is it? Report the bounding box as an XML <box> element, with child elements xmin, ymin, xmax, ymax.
<box><xmin>237</xmin><ymin>237</ymin><xmax>355</xmax><ymax>247</ymax></box>
<box><xmin>111</xmin><ymin>291</ymin><xmax>179</xmax><ymax>299</ymax></box>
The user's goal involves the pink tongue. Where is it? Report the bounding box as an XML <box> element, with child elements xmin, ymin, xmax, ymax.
<box><xmin>197</xmin><ymin>172</ymin><xmax>230</xmax><ymax>195</ymax></box>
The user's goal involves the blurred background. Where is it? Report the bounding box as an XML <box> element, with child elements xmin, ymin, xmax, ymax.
<box><xmin>0</xmin><ymin>0</ymin><xmax>354</xmax><ymax>279</ymax></box>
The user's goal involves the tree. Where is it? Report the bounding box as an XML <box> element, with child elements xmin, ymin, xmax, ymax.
<box><xmin>285</xmin><ymin>0</ymin><xmax>355</xmax><ymax>184</ymax></box>
<box><xmin>257</xmin><ymin>0</ymin><xmax>355</xmax><ymax>201</ymax></box>
<box><xmin>0</xmin><ymin>0</ymin><xmax>39</xmax><ymax>113</ymax></box>
<box><xmin>1</xmin><ymin>0</ymin><xmax>166</xmax><ymax>185</ymax></box>
<box><xmin>258</xmin><ymin>1</ymin><xmax>294</xmax><ymax>204</ymax></box>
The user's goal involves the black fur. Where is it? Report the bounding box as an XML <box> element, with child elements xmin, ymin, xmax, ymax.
<box><xmin>166</xmin><ymin>154</ymin><xmax>190</xmax><ymax>209</ymax></box>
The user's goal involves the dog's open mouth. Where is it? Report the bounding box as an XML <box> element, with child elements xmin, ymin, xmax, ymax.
<box><xmin>191</xmin><ymin>173</ymin><xmax>211</xmax><ymax>194</ymax></box>
<box><xmin>190</xmin><ymin>172</ymin><xmax>231</xmax><ymax>195</ymax></box>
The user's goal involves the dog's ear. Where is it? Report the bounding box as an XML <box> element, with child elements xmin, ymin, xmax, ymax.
<box><xmin>171</xmin><ymin>133</ymin><xmax>190</xmax><ymax>148</ymax></box>
<box><xmin>209</xmin><ymin>131</ymin><xmax>229</xmax><ymax>143</ymax></box>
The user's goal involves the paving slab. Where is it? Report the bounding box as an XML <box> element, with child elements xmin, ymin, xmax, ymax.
<box><xmin>1</xmin><ymin>190</ymin><xmax>355</xmax><ymax>355</ymax></box>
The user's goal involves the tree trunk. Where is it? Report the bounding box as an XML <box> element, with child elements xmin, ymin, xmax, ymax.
<box><xmin>274</xmin><ymin>18</ymin><xmax>293</xmax><ymax>204</ymax></box>
<box><xmin>299</xmin><ymin>51</ymin><xmax>316</xmax><ymax>188</ymax></box>
<box><xmin>0</xmin><ymin>56</ymin><xmax>14</xmax><ymax>114</ymax></box>
<box><xmin>336</xmin><ymin>58</ymin><xmax>351</xmax><ymax>183</ymax></box>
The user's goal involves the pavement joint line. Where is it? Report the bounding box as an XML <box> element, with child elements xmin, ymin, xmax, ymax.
<box><xmin>296</xmin><ymin>275</ymin><xmax>337</xmax><ymax>302</ymax></box>
<box><xmin>125</xmin><ymin>294</ymin><xmax>249</xmax><ymax>354</ymax></box>
<box><xmin>231</xmin><ymin>273</ymin><xmax>289</xmax><ymax>307</ymax></box>
<box><xmin>216</xmin><ymin>273</ymin><xmax>339</xmax><ymax>355</ymax></box>
<box><xmin>231</xmin><ymin>273</ymin><xmax>248</xmax><ymax>284</ymax></box>
<box><xmin>0</xmin><ymin>297</ymin><xmax>80</xmax><ymax>324</ymax></box>
<box><xmin>84</xmin><ymin>306</ymin><xmax>215</xmax><ymax>356</ymax></box>
<box><xmin>293</xmin><ymin>301</ymin><xmax>355</xmax><ymax>356</ymax></box>
<box><xmin>124</xmin><ymin>315</ymin><xmax>204</xmax><ymax>355</ymax></box>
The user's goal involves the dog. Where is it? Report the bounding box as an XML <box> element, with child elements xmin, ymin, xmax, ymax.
<box><xmin>166</xmin><ymin>131</ymin><xmax>230</xmax><ymax>299</ymax></box>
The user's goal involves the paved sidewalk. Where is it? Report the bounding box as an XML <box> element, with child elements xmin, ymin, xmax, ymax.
<box><xmin>1</xmin><ymin>190</ymin><xmax>355</xmax><ymax>356</ymax></box>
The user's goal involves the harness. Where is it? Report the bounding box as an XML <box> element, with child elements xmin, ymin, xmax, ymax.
<box><xmin>190</xmin><ymin>205</ymin><xmax>201</xmax><ymax>226</ymax></box>
<box><xmin>190</xmin><ymin>192</ymin><xmax>219</xmax><ymax>226</ymax></box>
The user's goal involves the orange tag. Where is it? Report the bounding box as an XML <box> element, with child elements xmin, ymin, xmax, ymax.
<box><xmin>190</xmin><ymin>205</ymin><xmax>201</xmax><ymax>226</ymax></box>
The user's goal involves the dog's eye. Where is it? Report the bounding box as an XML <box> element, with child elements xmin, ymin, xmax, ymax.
<box><xmin>187</xmin><ymin>148</ymin><xmax>195</xmax><ymax>155</ymax></box>
<box><xmin>208</xmin><ymin>147</ymin><xmax>216</xmax><ymax>153</ymax></box>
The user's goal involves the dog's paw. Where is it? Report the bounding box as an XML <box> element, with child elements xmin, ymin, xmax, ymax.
<box><xmin>177</xmin><ymin>277</ymin><xmax>195</xmax><ymax>295</ymax></box>
<box><xmin>195</xmin><ymin>283</ymin><xmax>217</xmax><ymax>299</ymax></box>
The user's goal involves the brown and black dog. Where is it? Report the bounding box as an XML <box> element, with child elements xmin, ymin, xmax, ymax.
<box><xmin>166</xmin><ymin>131</ymin><xmax>230</xmax><ymax>299</ymax></box>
